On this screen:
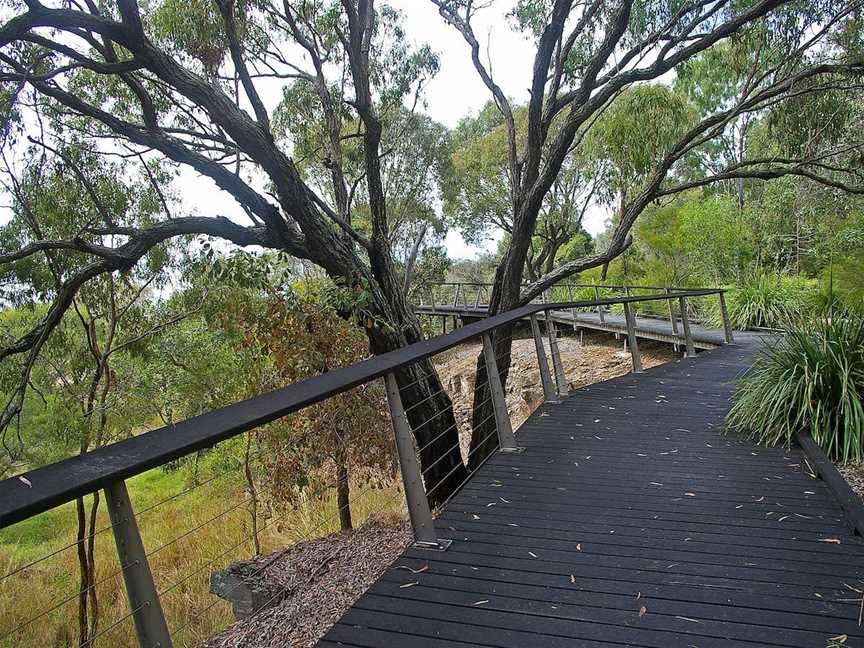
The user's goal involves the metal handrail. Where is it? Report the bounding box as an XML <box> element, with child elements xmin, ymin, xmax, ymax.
<box><xmin>425</xmin><ymin>281</ymin><xmax>720</xmax><ymax>292</ymax></box>
<box><xmin>0</xmin><ymin>289</ymin><xmax>720</xmax><ymax>528</ymax></box>
<box><xmin>1</xmin><ymin>287</ymin><xmax>738</xmax><ymax>648</ymax></box>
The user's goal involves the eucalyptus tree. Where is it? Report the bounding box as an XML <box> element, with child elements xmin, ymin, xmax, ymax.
<box><xmin>0</xmin><ymin>141</ymin><xmax>182</xmax><ymax>647</ymax></box>
<box><xmin>444</xmin><ymin>101</ymin><xmax>598</xmax><ymax>281</ymax></box>
<box><xmin>432</xmin><ymin>0</ymin><xmax>864</xmax><ymax>462</ymax></box>
<box><xmin>0</xmin><ymin>1</ymin><xmax>468</xmax><ymax>503</ymax></box>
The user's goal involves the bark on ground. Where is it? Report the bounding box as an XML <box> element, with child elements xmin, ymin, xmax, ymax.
<box><xmin>201</xmin><ymin>335</ymin><xmax>677</xmax><ymax>647</ymax></box>
<box><xmin>838</xmin><ymin>464</ymin><xmax>864</xmax><ymax>501</ymax></box>
<box><xmin>201</xmin><ymin>516</ymin><xmax>410</xmax><ymax>648</ymax></box>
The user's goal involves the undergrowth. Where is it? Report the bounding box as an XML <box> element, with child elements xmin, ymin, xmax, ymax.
<box><xmin>727</xmin><ymin>308</ymin><xmax>864</xmax><ymax>462</ymax></box>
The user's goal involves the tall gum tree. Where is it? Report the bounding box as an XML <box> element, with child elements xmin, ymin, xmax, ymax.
<box><xmin>431</xmin><ymin>0</ymin><xmax>864</xmax><ymax>464</ymax></box>
<box><xmin>0</xmin><ymin>1</ymin><xmax>467</xmax><ymax>505</ymax></box>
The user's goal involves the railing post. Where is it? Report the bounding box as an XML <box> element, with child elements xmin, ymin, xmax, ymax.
<box><xmin>383</xmin><ymin>373</ymin><xmax>451</xmax><ymax>551</ymax></box>
<box><xmin>665</xmin><ymin>287</ymin><xmax>679</xmax><ymax>334</ymax></box>
<box><xmin>678</xmin><ymin>296</ymin><xmax>696</xmax><ymax>357</ymax></box>
<box><xmin>622</xmin><ymin>302</ymin><xmax>643</xmax><ymax>373</ymax></box>
<box><xmin>545</xmin><ymin>310</ymin><xmax>568</xmax><ymax>397</ymax></box>
<box><xmin>453</xmin><ymin>283</ymin><xmax>461</xmax><ymax>307</ymax></box>
<box><xmin>718</xmin><ymin>291</ymin><xmax>735</xmax><ymax>344</ymax></box>
<box><xmin>593</xmin><ymin>285</ymin><xmax>605</xmax><ymax>323</ymax></box>
<box><xmin>104</xmin><ymin>480</ymin><xmax>173</xmax><ymax>648</ymax></box>
<box><xmin>530</xmin><ymin>313</ymin><xmax>557</xmax><ymax>402</ymax></box>
<box><xmin>481</xmin><ymin>334</ymin><xmax>525</xmax><ymax>454</ymax></box>
<box><xmin>429</xmin><ymin>286</ymin><xmax>436</xmax><ymax>313</ymax></box>
<box><xmin>567</xmin><ymin>285</ymin><xmax>578</xmax><ymax>330</ymax></box>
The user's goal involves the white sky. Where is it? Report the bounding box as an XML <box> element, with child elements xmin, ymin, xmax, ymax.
<box><xmin>2</xmin><ymin>2</ymin><xmax>613</xmax><ymax>258</ymax></box>
<box><xmin>184</xmin><ymin>0</ymin><xmax>612</xmax><ymax>259</ymax></box>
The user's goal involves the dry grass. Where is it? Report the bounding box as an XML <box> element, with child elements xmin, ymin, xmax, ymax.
<box><xmin>1</xmin><ymin>334</ymin><xmax>676</xmax><ymax>648</ymax></box>
<box><xmin>0</xmin><ymin>467</ymin><xmax>402</xmax><ymax>648</ymax></box>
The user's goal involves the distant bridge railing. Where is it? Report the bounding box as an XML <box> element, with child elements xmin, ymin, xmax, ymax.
<box><xmin>416</xmin><ymin>281</ymin><xmax>734</xmax><ymax>352</ymax></box>
<box><xmin>0</xmin><ymin>289</ymin><xmax>728</xmax><ymax>648</ymax></box>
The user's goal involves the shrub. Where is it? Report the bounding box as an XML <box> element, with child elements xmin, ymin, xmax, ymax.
<box><xmin>726</xmin><ymin>309</ymin><xmax>864</xmax><ymax>462</ymax></box>
<box><xmin>702</xmin><ymin>275</ymin><xmax>818</xmax><ymax>329</ymax></box>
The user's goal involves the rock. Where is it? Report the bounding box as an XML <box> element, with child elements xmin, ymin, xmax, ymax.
<box><xmin>209</xmin><ymin>561</ymin><xmax>284</xmax><ymax>620</ymax></box>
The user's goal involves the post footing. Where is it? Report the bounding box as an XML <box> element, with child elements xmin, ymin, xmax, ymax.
<box><xmin>499</xmin><ymin>446</ymin><xmax>527</xmax><ymax>454</ymax></box>
<box><xmin>413</xmin><ymin>539</ymin><xmax>453</xmax><ymax>552</ymax></box>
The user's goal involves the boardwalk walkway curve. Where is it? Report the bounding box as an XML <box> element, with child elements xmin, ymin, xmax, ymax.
<box><xmin>3</xmin><ymin>289</ymin><xmax>864</xmax><ymax>648</ymax></box>
<box><xmin>321</xmin><ymin>334</ymin><xmax>864</xmax><ymax>648</ymax></box>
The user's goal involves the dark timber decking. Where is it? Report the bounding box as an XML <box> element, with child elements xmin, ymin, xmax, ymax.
<box><xmin>319</xmin><ymin>336</ymin><xmax>864</xmax><ymax>648</ymax></box>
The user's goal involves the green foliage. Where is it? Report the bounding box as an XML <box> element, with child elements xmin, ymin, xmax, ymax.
<box><xmin>587</xmin><ymin>84</ymin><xmax>693</xmax><ymax>205</ymax></box>
<box><xmin>442</xmin><ymin>102</ymin><xmax>513</xmax><ymax>244</ymax></box>
<box><xmin>706</xmin><ymin>275</ymin><xmax>819</xmax><ymax>329</ymax></box>
<box><xmin>633</xmin><ymin>191</ymin><xmax>754</xmax><ymax>285</ymax></box>
<box><xmin>727</xmin><ymin>308</ymin><xmax>864</xmax><ymax>463</ymax></box>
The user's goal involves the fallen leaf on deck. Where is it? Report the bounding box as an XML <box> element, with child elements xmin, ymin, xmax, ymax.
<box><xmin>394</xmin><ymin>565</ymin><xmax>428</xmax><ymax>574</ymax></box>
<box><xmin>819</xmin><ymin>538</ymin><xmax>842</xmax><ymax>544</ymax></box>
<box><xmin>639</xmin><ymin>606</ymin><xmax>648</xmax><ymax>617</ymax></box>
<box><xmin>473</xmin><ymin>600</ymin><xmax>489</xmax><ymax>606</ymax></box>
<box><xmin>18</xmin><ymin>476</ymin><xmax>32</xmax><ymax>488</ymax></box>
<box><xmin>400</xmin><ymin>581</ymin><xmax>419</xmax><ymax>588</ymax></box>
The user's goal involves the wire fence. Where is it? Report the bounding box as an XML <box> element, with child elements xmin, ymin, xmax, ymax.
<box><xmin>0</xmin><ymin>290</ymin><xmax>733</xmax><ymax>648</ymax></box>
<box><xmin>417</xmin><ymin>281</ymin><xmax>726</xmax><ymax>329</ymax></box>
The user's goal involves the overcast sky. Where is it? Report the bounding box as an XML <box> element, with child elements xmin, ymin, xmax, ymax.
<box><xmin>182</xmin><ymin>1</ymin><xmax>613</xmax><ymax>259</ymax></box>
<box><xmin>2</xmin><ymin>2</ymin><xmax>612</xmax><ymax>257</ymax></box>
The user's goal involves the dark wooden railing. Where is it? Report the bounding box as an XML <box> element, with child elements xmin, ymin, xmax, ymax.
<box><xmin>0</xmin><ymin>289</ymin><xmax>729</xmax><ymax>648</ymax></box>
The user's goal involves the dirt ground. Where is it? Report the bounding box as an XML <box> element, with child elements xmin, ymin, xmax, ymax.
<box><xmin>435</xmin><ymin>334</ymin><xmax>677</xmax><ymax>458</ymax></box>
<box><xmin>839</xmin><ymin>464</ymin><xmax>864</xmax><ymax>501</ymax></box>
<box><xmin>202</xmin><ymin>334</ymin><xmax>678</xmax><ymax>647</ymax></box>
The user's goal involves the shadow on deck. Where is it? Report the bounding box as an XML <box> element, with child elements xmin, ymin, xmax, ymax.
<box><xmin>320</xmin><ymin>337</ymin><xmax>864</xmax><ymax>647</ymax></box>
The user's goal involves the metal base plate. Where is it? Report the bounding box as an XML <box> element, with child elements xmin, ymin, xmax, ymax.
<box><xmin>499</xmin><ymin>446</ymin><xmax>527</xmax><ymax>454</ymax></box>
<box><xmin>412</xmin><ymin>538</ymin><xmax>453</xmax><ymax>552</ymax></box>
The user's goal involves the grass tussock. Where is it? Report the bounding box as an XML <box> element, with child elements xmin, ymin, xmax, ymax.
<box><xmin>700</xmin><ymin>275</ymin><xmax>817</xmax><ymax>330</ymax></box>
<box><xmin>727</xmin><ymin>309</ymin><xmax>864</xmax><ymax>462</ymax></box>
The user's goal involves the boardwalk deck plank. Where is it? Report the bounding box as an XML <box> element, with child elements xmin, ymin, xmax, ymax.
<box><xmin>320</xmin><ymin>336</ymin><xmax>864</xmax><ymax>647</ymax></box>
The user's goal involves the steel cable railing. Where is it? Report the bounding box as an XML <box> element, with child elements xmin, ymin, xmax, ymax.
<box><xmin>158</xmin><ymin>334</ymin><xmax>528</xmax><ymax>644</ymax></box>
<box><xmin>0</xmin><ymin>289</ymin><xmax>732</xmax><ymax>648</ymax></box>
<box><xmin>417</xmin><ymin>281</ymin><xmax>732</xmax><ymax>338</ymax></box>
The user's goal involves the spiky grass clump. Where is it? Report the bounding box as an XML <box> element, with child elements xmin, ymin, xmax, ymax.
<box><xmin>727</xmin><ymin>310</ymin><xmax>864</xmax><ymax>462</ymax></box>
<box><xmin>724</xmin><ymin>275</ymin><xmax>818</xmax><ymax>329</ymax></box>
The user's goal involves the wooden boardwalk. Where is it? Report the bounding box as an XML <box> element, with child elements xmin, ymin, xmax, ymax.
<box><xmin>320</xmin><ymin>337</ymin><xmax>864</xmax><ymax>647</ymax></box>
<box><xmin>414</xmin><ymin>304</ymin><xmax>727</xmax><ymax>349</ymax></box>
